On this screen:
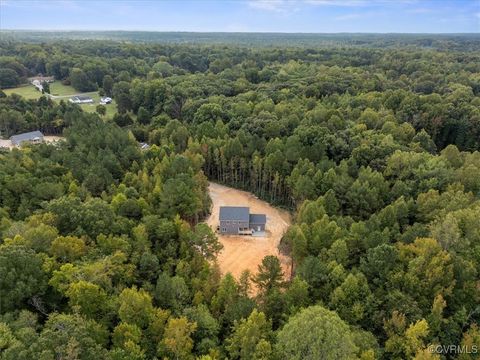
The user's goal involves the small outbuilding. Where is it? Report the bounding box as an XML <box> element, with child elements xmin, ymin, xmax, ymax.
<box><xmin>100</xmin><ymin>97</ymin><xmax>112</xmax><ymax>104</ymax></box>
<box><xmin>10</xmin><ymin>131</ymin><xmax>44</xmax><ymax>147</ymax></box>
<box><xmin>218</xmin><ymin>206</ymin><xmax>267</xmax><ymax>235</ymax></box>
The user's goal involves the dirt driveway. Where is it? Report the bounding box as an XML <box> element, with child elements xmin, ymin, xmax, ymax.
<box><xmin>206</xmin><ymin>182</ymin><xmax>292</xmax><ymax>285</ymax></box>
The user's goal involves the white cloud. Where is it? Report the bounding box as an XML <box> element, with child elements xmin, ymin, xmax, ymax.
<box><xmin>306</xmin><ymin>0</ymin><xmax>419</xmax><ymax>6</ymax></box>
<box><xmin>305</xmin><ymin>0</ymin><xmax>368</xmax><ymax>6</ymax></box>
<box><xmin>247</xmin><ymin>0</ymin><xmax>416</xmax><ymax>13</ymax></box>
<box><xmin>248</xmin><ymin>0</ymin><xmax>290</xmax><ymax>12</ymax></box>
<box><xmin>407</xmin><ymin>7</ymin><xmax>434</xmax><ymax>14</ymax></box>
<box><xmin>247</xmin><ymin>0</ymin><xmax>302</xmax><ymax>14</ymax></box>
<box><xmin>247</xmin><ymin>0</ymin><xmax>368</xmax><ymax>14</ymax></box>
<box><xmin>335</xmin><ymin>13</ymin><xmax>362</xmax><ymax>20</ymax></box>
<box><xmin>0</xmin><ymin>0</ymin><xmax>80</xmax><ymax>9</ymax></box>
<box><xmin>1</xmin><ymin>0</ymin><xmax>81</xmax><ymax>10</ymax></box>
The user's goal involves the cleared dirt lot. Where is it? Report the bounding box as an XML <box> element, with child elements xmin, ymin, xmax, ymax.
<box><xmin>0</xmin><ymin>136</ymin><xmax>64</xmax><ymax>150</ymax></box>
<box><xmin>44</xmin><ymin>135</ymin><xmax>65</xmax><ymax>143</ymax></box>
<box><xmin>206</xmin><ymin>182</ymin><xmax>292</xmax><ymax>284</ymax></box>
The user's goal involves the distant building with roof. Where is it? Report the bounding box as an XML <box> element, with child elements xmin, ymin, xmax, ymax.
<box><xmin>69</xmin><ymin>95</ymin><xmax>94</xmax><ymax>104</ymax></box>
<box><xmin>31</xmin><ymin>79</ymin><xmax>44</xmax><ymax>92</ymax></box>
<box><xmin>139</xmin><ymin>142</ymin><xmax>150</xmax><ymax>150</ymax></box>
<box><xmin>28</xmin><ymin>76</ymin><xmax>54</xmax><ymax>83</ymax></box>
<box><xmin>218</xmin><ymin>206</ymin><xmax>266</xmax><ymax>235</ymax></box>
<box><xmin>10</xmin><ymin>131</ymin><xmax>44</xmax><ymax>147</ymax></box>
<box><xmin>100</xmin><ymin>96</ymin><xmax>112</xmax><ymax>104</ymax></box>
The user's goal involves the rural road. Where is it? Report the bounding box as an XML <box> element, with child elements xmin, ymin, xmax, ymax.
<box><xmin>205</xmin><ymin>182</ymin><xmax>292</xmax><ymax>287</ymax></box>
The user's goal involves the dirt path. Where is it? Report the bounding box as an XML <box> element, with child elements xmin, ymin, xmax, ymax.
<box><xmin>206</xmin><ymin>182</ymin><xmax>292</xmax><ymax>284</ymax></box>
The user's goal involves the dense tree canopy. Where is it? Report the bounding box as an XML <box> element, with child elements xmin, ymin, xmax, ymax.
<box><xmin>1</xmin><ymin>34</ymin><xmax>479</xmax><ymax>359</ymax></box>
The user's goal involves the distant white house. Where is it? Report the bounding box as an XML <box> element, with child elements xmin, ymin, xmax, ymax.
<box><xmin>100</xmin><ymin>97</ymin><xmax>112</xmax><ymax>104</ymax></box>
<box><xmin>32</xmin><ymin>79</ymin><xmax>43</xmax><ymax>92</ymax></box>
<box><xmin>28</xmin><ymin>76</ymin><xmax>54</xmax><ymax>83</ymax></box>
<box><xmin>30</xmin><ymin>76</ymin><xmax>54</xmax><ymax>93</ymax></box>
<box><xmin>10</xmin><ymin>131</ymin><xmax>44</xmax><ymax>147</ymax></box>
<box><xmin>69</xmin><ymin>95</ymin><xmax>94</xmax><ymax>104</ymax></box>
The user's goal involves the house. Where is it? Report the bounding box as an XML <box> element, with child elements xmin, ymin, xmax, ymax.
<box><xmin>139</xmin><ymin>142</ymin><xmax>150</xmax><ymax>150</ymax></box>
<box><xmin>28</xmin><ymin>76</ymin><xmax>54</xmax><ymax>84</ymax></box>
<box><xmin>249</xmin><ymin>213</ymin><xmax>267</xmax><ymax>232</ymax></box>
<box><xmin>100</xmin><ymin>97</ymin><xmax>112</xmax><ymax>104</ymax></box>
<box><xmin>69</xmin><ymin>95</ymin><xmax>94</xmax><ymax>104</ymax></box>
<box><xmin>32</xmin><ymin>79</ymin><xmax>43</xmax><ymax>92</ymax></box>
<box><xmin>10</xmin><ymin>131</ymin><xmax>44</xmax><ymax>147</ymax></box>
<box><xmin>218</xmin><ymin>206</ymin><xmax>266</xmax><ymax>235</ymax></box>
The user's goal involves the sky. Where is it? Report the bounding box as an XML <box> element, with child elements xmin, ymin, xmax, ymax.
<box><xmin>1</xmin><ymin>0</ymin><xmax>479</xmax><ymax>33</ymax></box>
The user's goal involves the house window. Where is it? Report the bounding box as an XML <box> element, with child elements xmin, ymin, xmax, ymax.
<box><xmin>222</xmin><ymin>228</ymin><xmax>227</xmax><ymax>232</ymax></box>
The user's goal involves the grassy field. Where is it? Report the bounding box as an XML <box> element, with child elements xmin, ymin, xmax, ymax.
<box><xmin>3</xmin><ymin>82</ymin><xmax>117</xmax><ymax>119</ymax></box>
<box><xmin>49</xmin><ymin>82</ymin><xmax>80</xmax><ymax>96</ymax></box>
<box><xmin>77</xmin><ymin>93</ymin><xmax>118</xmax><ymax>118</ymax></box>
<box><xmin>3</xmin><ymin>85</ymin><xmax>43</xmax><ymax>99</ymax></box>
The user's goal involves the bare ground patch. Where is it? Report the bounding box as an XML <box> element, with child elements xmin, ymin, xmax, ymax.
<box><xmin>206</xmin><ymin>182</ymin><xmax>292</xmax><ymax>283</ymax></box>
<box><xmin>0</xmin><ymin>136</ymin><xmax>64</xmax><ymax>150</ymax></box>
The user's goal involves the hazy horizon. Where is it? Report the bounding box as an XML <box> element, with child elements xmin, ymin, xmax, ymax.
<box><xmin>1</xmin><ymin>30</ymin><xmax>479</xmax><ymax>35</ymax></box>
<box><xmin>1</xmin><ymin>0</ymin><xmax>479</xmax><ymax>33</ymax></box>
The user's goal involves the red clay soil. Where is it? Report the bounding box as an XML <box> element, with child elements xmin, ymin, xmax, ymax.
<box><xmin>205</xmin><ymin>182</ymin><xmax>292</xmax><ymax>286</ymax></box>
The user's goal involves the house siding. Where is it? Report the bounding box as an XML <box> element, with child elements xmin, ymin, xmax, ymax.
<box><xmin>218</xmin><ymin>206</ymin><xmax>267</xmax><ymax>235</ymax></box>
<box><xmin>219</xmin><ymin>220</ymin><xmax>249</xmax><ymax>234</ymax></box>
<box><xmin>250</xmin><ymin>223</ymin><xmax>265</xmax><ymax>232</ymax></box>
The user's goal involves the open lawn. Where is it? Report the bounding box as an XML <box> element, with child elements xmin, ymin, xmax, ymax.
<box><xmin>3</xmin><ymin>85</ymin><xmax>43</xmax><ymax>99</ymax></box>
<box><xmin>3</xmin><ymin>82</ymin><xmax>118</xmax><ymax>118</ymax></box>
<box><xmin>73</xmin><ymin>92</ymin><xmax>118</xmax><ymax>118</ymax></box>
<box><xmin>49</xmin><ymin>82</ymin><xmax>80</xmax><ymax>96</ymax></box>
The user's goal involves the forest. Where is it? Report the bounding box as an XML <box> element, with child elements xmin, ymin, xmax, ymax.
<box><xmin>0</xmin><ymin>34</ymin><xmax>480</xmax><ymax>359</ymax></box>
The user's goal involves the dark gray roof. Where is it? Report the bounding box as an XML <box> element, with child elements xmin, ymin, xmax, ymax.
<box><xmin>73</xmin><ymin>95</ymin><xmax>93</xmax><ymax>101</ymax></box>
<box><xmin>10</xmin><ymin>131</ymin><xmax>44</xmax><ymax>145</ymax></box>
<box><xmin>249</xmin><ymin>214</ymin><xmax>266</xmax><ymax>224</ymax></box>
<box><xmin>219</xmin><ymin>206</ymin><xmax>250</xmax><ymax>221</ymax></box>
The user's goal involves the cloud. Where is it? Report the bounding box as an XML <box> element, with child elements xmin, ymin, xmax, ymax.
<box><xmin>334</xmin><ymin>13</ymin><xmax>363</xmax><ymax>20</ymax></box>
<box><xmin>247</xmin><ymin>0</ymin><xmax>418</xmax><ymax>13</ymax></box>
<box><xmin>304</xmin><ymin>0</ymin><xmax>368</xmax><ymax>6</ymax></box>
<box><xmin>248</xmin><ymin>0</ymin><xmax>290</xmax><ymax>12</ymax></box>
<box><xmin>247</xmin><ymin>0</ymin><xmax>369</xmax><ymax>14</ymax></box>
<box><xmin>247</xmin><ymin>0</ymin><xmax>303</xmax><ymax>14</ymax></box>
<box><xmin>1</xmin><ymin>0</ymin><xmax>81</xmax><ymax>10</ymax></box>
<box><xmin>407</xmin><ymin>7</ymin><xmax>434</xmax><ymax>14</ymax></box>
<box><xmin>306</xmin><ymin>0</ymin><xmax>420</xmax><ymax>6</ymax></box>
<box><xmin>334</xmin><ymin>9</ymin><xmax>385</xmax><ymax>21</ymax></box>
